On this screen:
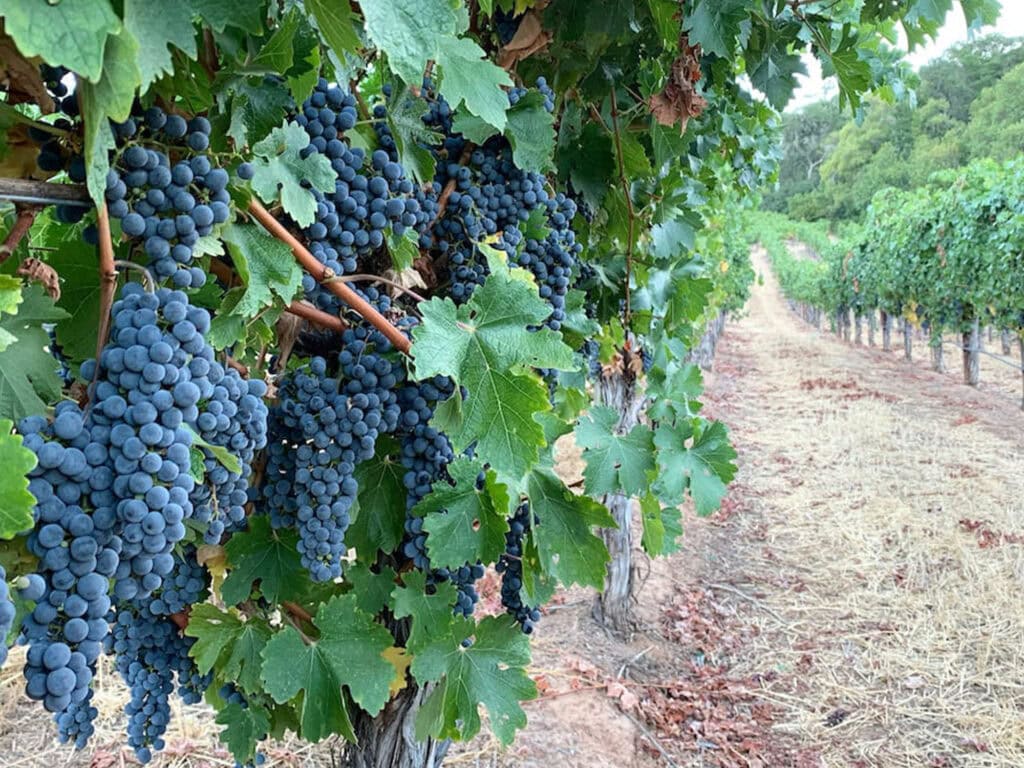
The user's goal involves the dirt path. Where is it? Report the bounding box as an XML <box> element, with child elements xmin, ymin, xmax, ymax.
<box><xmin>3</xmin><ymin>251</ymin><xmax>1023</xmax><ymax>768</ymax></box>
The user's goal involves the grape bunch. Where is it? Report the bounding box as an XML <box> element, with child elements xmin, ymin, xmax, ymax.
<box><xmin>191</xmin><ymin>367</ymin><xmax>269</xmax><ymax>544</ymax></box>
<box><xmin>0</xmin><ymin>565</ymin><xmax>15</xmax><ymax>669</ymax></box>
<box><xmin>104</xmin><ymin>107</ymin><xmax>232</xmax><ymax>288</ymax></box>
<box><xmin>265</xmin><ymin>322</ymin><xmax>402</xmax><ymax>581</ymax></box>
<box><xmin>287</xmin><ymin>79</ymin><xmax>425</xmax><ymax>312</ymax></box>
<box><xmin>143</xmin><ymin>547</ymin><xmax>208</xmax><ymax>617</ymax></box>
<box><xmin>496</xmin><ymin>502</ymin><xmax>541</xmax><ymax>633</ymax></box>
<box><xmin>109</xmin><ymin>601</ymin><xmax>209</xmax><ymax>763</ymax></box>
<box><xmin>80</xmin><ymin>284</ymin><xmax>214</xmax><ymax>601</ymax></box>
<box><xmin>16</xmin><ymin>404</ymin><xmax>120</xmax><ymax>747</ymax></box>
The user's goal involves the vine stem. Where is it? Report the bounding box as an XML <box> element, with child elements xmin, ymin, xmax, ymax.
<box><xmin>247</xmin><ymin>200</ymin><xmax>412</xmax><ymax>355</ymax></box>
<box><xmin>434</xmin><ymin>142</ymin><xmax>476</xmax><ymax>223</ymax></box>
<box><xmin>0</xmin><ymin>205</ymin><xmax>41</xmax><ymax>263</ymax></box>
<box><xmin>94</xmin><ymin>201</ymin><xmax>119</xmax><ymax>366</ymax></box>
<box><xmin>609</xmin><ymin>87</ymin><xmax>634</xmax><ymax>332</ymax></box>
<box><xmin>326</xmin><ymin>273</ymin><xmax>427</xmax><ymax>304</ymax></box>
<box><xmin>287</xmin><ymin>300</ymin><xmax>347</xmax><ymax>332</ymax></box>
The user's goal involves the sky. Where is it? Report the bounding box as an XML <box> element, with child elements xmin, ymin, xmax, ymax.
<box><xmin>787</xmin><ymin>3</ymin><xmax>1024</xmax><ymax>109</ymax></box>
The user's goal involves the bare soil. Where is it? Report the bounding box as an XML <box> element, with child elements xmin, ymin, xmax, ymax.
<box><xmin>3</xmin><ymin>248</ymin><xmax>1022</xmax><ymax>768</ymax></box>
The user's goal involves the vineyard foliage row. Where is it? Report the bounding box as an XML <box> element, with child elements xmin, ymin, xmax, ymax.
<box><xmin>0</xmin><ymin>0</ymin><xmax>997</xmax><ymax>765</ymax></box>
<box><xmin>752</xmin><ymin>157</ymin><xmax>1024</xmax><ymax>338</ymax></box>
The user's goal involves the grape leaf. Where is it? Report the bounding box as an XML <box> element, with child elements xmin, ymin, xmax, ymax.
<box><xmin>639</xmin><ymin>491</ymin><xmax>682</xmax><ymax>556</ymax></box>
<box><xmin>415</xmin><ymin>459</ymin><xmax>510</xmax><ymax>570</ymax></box>
<box><xmin>506</xmin><ymin>91</ymin><xmax>555</xmax><ymax>173</ymax></box>
<box><xmin>557</xmin><ymin>121</ymin><xmax>615</xmax><ymax>208</ymax></box>
<box><xmin>362</xmin><ymin>0</ymin><xmax>511</xmax><ymax>130</ymax></box>
<box><xmin>184</xmin><ymin>604</ymin><xmax>272</xmax><ymax>695</ymax></box>
<box><xmin>249</xmin><ymin>10</ymin><xmax>300</xmax><ymax>73</ymax></box>
<box><xmin>250</xmin><ymin>122</ymin><xmax>337</xmax><ymax>227</ymax></box>
<box><xmin>435</xmin><ymin>37</ymin><xmax>514</xmax><ymax>132</ymax></box>
<box><xmin>221</xmin><ymin>516</ymin><xmax>307</xmax><ymax>606</ymax></box>
<box><xmin>0</xmin><ymin>285</ymin><xmax>70</xmax><ymax>421</ymax></box>
<box><xmin>348</xmin><ymin>437</ymin><xmax>407</xmax><ymax>556</ymax></box>
<box><xmin>0</xmin><ymin>0</ymin><xmax>119</xmax><ymax>83</ymax></box>
<box><xmin>391</xmin><ymin>570</ymin><xmax>458</xmax><ymax>654</ymax></box>
<box><xmin>79</xmin><ymin>29</ymin><xmax>142</xmax><ymax>205</ymax></box>
<box><xmin>526</xmin><ymin>467</ymin><xmax>613</xmax><ymax>590</ymax></box>
<box><xmin>195</xmin><ymin>0</ymin><xmax>265</xmax><ymax>33</ymax></box>
<box><xmin>574</xmin><ymin>405</ymin><xmax>655</xmax><ymax>497</ymax></box>
<box><xmin>124</xmin><ymin>0</ymin><xmax>198</xmax><ymax>90</ymax></box>
<box><xmin>35</xmin><ymin>222</ymin><xmax>100</xmax><ymax>365</ymax></box>
<box><xmin>345</xmin><ymin>562</ymin><xmax>398</xmax><ymax>615</ymax></box>
<box><xmin>653</xmin><ymin>419</ymin><xmax>737</xmax><ymax>515</ymax></box>
<box><xmin>221</xmin><ymin>224</ymin><xmax>303</xmax><ymax>317</ymax></box>
<box><xmin>0</xmin><ymin>419</ymin><xmax>39</xmax><ymax>540</ymax></box>
<box><xmin>683</xmin><ymin>0</ymin><xmax>750</xmax><ymax>58</ymax></box>
<box><xmin>411</xmin><ymin>263</ymin><xmax>576</xmax><ymax>479</ymax></box>
<box><xmin>305</xmin><ymin>0</ymin><xmax>361</xmax><ymax>58</ymax></box>
<box><xmin>261</xmin><ymin>595</ymin><xmax>396</xmax><ymax>741</ymax></box>
<box><xmin>412</xmin><ymin>615</ymin><xmax>536</xmax><ymax>745</ymax></box>
<box><xmin>217</xmin><ymin>702</ymin><xmax>270</xmax><ymax>766</ymax></box>
<box><xmin>383</xmin><ymin>85</ymin><xmax>443</xmax><ymax>183</ymax></box>
<box><xmin>223</xmin><ymin>77</ymin><xmax>294</xmax><ymax>150</ymax></box>
<box><xmin>0</xmin><ymin>275</ymin><xmax>23</xmax><ymax>352</ymax></box>
<box><xmin>647</xmin><ymin>363</ymin><xmax>704</xmax><ymax>422</ymax></box>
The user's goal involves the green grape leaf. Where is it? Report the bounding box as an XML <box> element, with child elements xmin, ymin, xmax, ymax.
<box><xmin>506</xmin><ymin>91</ymin><xmax>556</xmax><ymax>173</ymax></box>
<box><xmin>224</xmin><ymin>78</ymin><xmax>295</xmax><ymax>150</ymax></box>
<box><xmin>305</xmin><ymin>0</ymin><xmax>361</xmax><ymax>59</ymax></box>
<box><xmin>435</xmin><ymin>37</ymin><xmax>514</xmax><ymax>132</ymax></box>
<box><xmin>412</xmin><ymin>615</ymin><xmax>535</xmax><ymax>745</ymax></box>
<box><xmin>653</xmin><ymin>419</ymin><xmax>737</xmax><ymax>515</ymax></box>
<box><xmin>0</xmin><ymin>419</ymin><xmax>39</xmax><ymax>540</ymax></box>
<box><xmin>249</xmin><ymin>10</ymin><xmax>300</xmax><ymax>73</ymax></box>
<box><xmin>639</xmin><ymin>491</ymin><xmax>682</xmax><ymax>556</ymax></box>
<box><xmin>348</xmin><ymin>436</ymin><xmax>407</xmax><ymax>556</ymax></box>
<box><xmin>124</xmin><ymin>0</ymin><xmax>198</xmax><ymax>90</ymax></box>
<box><xmin>186</xmin><ymin>427</ymin><xmax>242</xmax><ymax>475</ymax></box>
<box><xmin>647</xmin><ymin>363</ymin><xmax>704</xmax><ymax>422</ymax></box>
<box><xmin>184</xmin><ymin>604</ymin><xmax>272</xmax><ymax>695</ymax></box>
<box><xmin>36</xmin><ymin>220</ymin><xmax>101</xmax><ymax>365</ymax></box>
<box><xmin>79</xmin><ymin>29</ymin><xmax>142</xmax><ymax>205</ymax></box>
<box><xmin>0</xmin><ymin>0</ymin><xmax>119</xmax><ymax>83</ymax></box>
<box><xmin>0</xmin><ymin>286</ymin><xmax>70</xmax><ymax>421</ymax></box>
<box><xmin>557</xmin><ymin>121</ymin><xmax>615</xmax><ymax>208</ymax></box>
<box><xmin>222</xmin><ymin>516</ymin><xmax>307</xmax><ymax>606</ymax></box>
<box><xmin>196</xmin><ymin>0</ymin><xmax>265</xmax><ymax>33</ymax></box>
<box><xmin>250</xmin><ymin>122</ymin><xmax>337</xmax><ymax>227</ymax></box>
<box><xmin>221</xmin><ymin>224</ymin><xmax>303</xmax><ymax>317</ymax></box>
<box><xmin>450</xmin><ymin>113</ymin><xmax>498</xmax><ymax>144</ymax></box>
<box><xmin>683</xmin><ymin>0</ymin><xmax>750</xmax><ymax>58</ymax></box>
<box><xmin>415</xmin><ymin>458</ymin><xmax>510</xmax><ymax>570</ymax></box>
<box><xmin>383</xmin><ymin>85</ymin><xmax>443</xmax><ymax>183</ymax></box>
<box><xmin>345</xmin><ymin>562</ymin><xmax>398</xmax><ymax>615</ymax></box>
<box><xmin>747</xmin><ymin>44</ymin><xmax>807</xmax><ymax>110</ymax></box>
<box><xmin>391</xmin><ymin>570</ymin><xmax>458</xmax><ymax>654</ymax></box>
<box><xmin>526</xmin><ymin>467</ymin><xmax>613</xmax><ymax>590</ymax></box>
<box><xmin>261</xmin><ymin>595</ymin><xmax>396</xmax><ymax>741</ymax></box>
<box><xmin>574</xmin><ymin>405</ymin><xmax>655</xmax><ymax>497</ymax></box>
<box><xmin>387</xmin><ymin>228</ymin><xmax>421</xmax><ymax>273</ymax></box>
<box><xmin>362</xmin><ymin>0</ymin><xmax>511</xmax><ymax>131</ymax></box>
<box><xmin>0</xmin><ymin>275</ymin><xmax>23</xmax><ymax>352</ymax></box>
<box><xmin>411</xmin><ymin>263</ymin><xmax>576</xmax><ymax>478</ymax></box>
<box><xmin>651</xmin><ymin>215</ymin><xmax>698</xmax><ymax>259</ymax></box>
<box><xmin>217</xmin><ymin>702</ymin><xmax>270</xmax><ymax>766</ymax></box>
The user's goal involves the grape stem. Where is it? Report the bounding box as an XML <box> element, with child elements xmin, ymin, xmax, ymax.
<box><xmin>112</xmin><ymin>260</ymin><xmax>157</xmax><ymax>292</ymax></box>
<box><xmin>0</xmin><ymin>205</ymin><xmax>41</xmax><ymax>263</ymax></box>
<box><xmin>325</xmin><ymin>273</ymin><xmax>427</xmax><ymax>304</ymax></box>
<box><xmin>247</xmin><ymin>200</ymin><xmax>412</xmax><ymax>355</ymax></box>
<box><xmin>286</xmin><ymin>300</ymin><xmax>348</xmax><ymax>332</ymax></box>
<box><xmin>434</xmin><ymin>143</ymin><xmax>476</xmax><ymax>224</ymax></box>
<box><xmin>609</xmin><ymin>87</ymin><xmax>634</xmax><ymax>333</ymax></box>
<box><xmin>94</xmin><ymin>201</ymin><xmax>119</xmax><ymax>367</ymax></box>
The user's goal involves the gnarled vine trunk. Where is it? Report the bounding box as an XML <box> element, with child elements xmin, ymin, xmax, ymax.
<box><xmin>881</xmin><ymin>311</ymin><xmax>892</xmax><ymax>351</ymax></box>
<box><xmin>963</xmin><ymin>318</ymin><xmax>980</xmax><ymax>386</ymax></box>
<box><xmin>930</xmin><ymin>334</ymin><xmax>945</xmax><ymax>373</ymax></box>
<box><xmin>903</xmin><ymin>319</ymin><xmax>913</xmax><ymax>361</ymax></box>
<box><xmin>867</xmin><ymin>312</ymin><xmax>876</xmax><ymax>347</ymax></box>
<box><xmin>346</xmin><ymin>684</ymin><xmax>450</xmax><ymax>768</ymax></box>
<box><xmin>1002</xmin><ymin>329</ymin><xmax>1012</xmax><ymax>355</ymax></box>
<box><xmin>1019</xmin><ymin>337</ymin><xmax>1024</xmax><ymax>410</ymax></box>
<box><xmin>854</xmin><ymin>313</ymin><xmax>863</xmax><ymax>345</ymax></box>
<box><xmin>593</xmin><ymin>364</ymin><xmax>645</xmax><ymax>634</ymax></box>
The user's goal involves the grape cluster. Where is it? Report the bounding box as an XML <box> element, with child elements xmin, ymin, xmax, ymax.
<box><xmin>288</xmin><ymin>79</ymin><xmax>425</xmax><ymax>312</ymax></box>
<box><xmin>143</xmin><ymin>547</ymin><xmax>207</xmax><ymax>617</ymax></box>
<box><xmin>109</xmin><ymin>602</ymin><xmax>209</xmax><ymax>763</ymax></box>
<box><xmin>496</xmin><ymin>502</ymin><xmax>541</xmax><ymax>634</ymax></box>
<box><xmin>104</xmin><ymin>107</ymin><xmax>231</xmax><ymax>288</ymax></box>
<box><xmin>28</xmin><ymin>65</ymin><xmax>88</xmax><ymax>225</ymax></box>
<box><xmin>80</xmin><ymin>284</ymin><xmax>214</xmax><ymax>601</ymax></box>
<box><xmin>17</xmin><ymin>404</ymin><xmax>120</xmax><ymax>747</ymax></box>
<box><xmin>191</xmin><ymin>368</ymin><xmax>269</xmax><ymax>544</ymax></box>
<box><xmin>0</xmin><ymin>565</ymin><xmax>15</xmax><ymax>668</ymax></box>
<box><xmin>265</xmin><ymin>325</ymin><xmax>402</xmax><ymax>581</ymax></box>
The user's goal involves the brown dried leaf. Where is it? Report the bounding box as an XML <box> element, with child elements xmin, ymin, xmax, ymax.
<box><xmin>498</xmin><ymin>11</ymin><xmax>552</xmax><ymax>68</ymax></box>
<box><xmin>17</xmin><ymin>257</ymin><xmax>60</xmax><ymax>300</ymax></box>
<box><xmin>0</xmin><ymin>34</ymin><xmax>55</xmax><ymax>113</ymax></box>
<box><xmin>649</xmin><ymin>35</ymin><xmax>707</xmax><ymax>130</ymax></box>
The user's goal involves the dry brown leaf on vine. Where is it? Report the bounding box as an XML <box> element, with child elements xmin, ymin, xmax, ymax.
<box><xmin>0</xmin><ymin>33</ymin><xmax>55</xmax><ymax>113</ymax></box>
<box><xmin>17</xmin><ymin>257</ymin><xmax>61</xmax><ymax>300</ymax></box>
<box><xmin>274</xmin><ymin>310</ymin><xmax>303</xmax><ymax>372</ymax></box>
<box><xmin>412</xmin><ymin>254</ymin><xmax>439</xmax><ymax>290</ymax></box>
<box><xmin>499</xmin><ymin>10</ymin><xmax>552</xmax><ymax>69</ymax></box>
<box><xmin>649</xmin><ymin>35</ymin><xmax>707</xmax><ymax>130</ymax></box>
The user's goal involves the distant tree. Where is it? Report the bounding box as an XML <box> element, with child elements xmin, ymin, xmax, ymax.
<box><xmin>963</xmin><ymin>61</ymin><xmax>1024</xmax><ymax>161</ymax></box>
<box><xmin>762</xmin><ymin>101</ymin><xmax>844</xmax><ymax>212</ymax></box>
<box><xmin>919</xmin><ymin>34</ymin><xmax>1024</xmax><ymax>122</ymax></box>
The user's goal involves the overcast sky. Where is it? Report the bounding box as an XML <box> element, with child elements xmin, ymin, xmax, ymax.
<box><xmin>788</xmin><ymin>3</ymin><xmax>1024</xmax><ymax>109</ymax></box>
